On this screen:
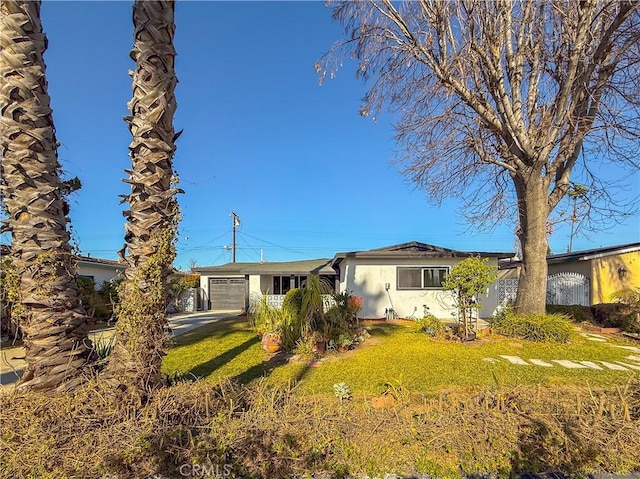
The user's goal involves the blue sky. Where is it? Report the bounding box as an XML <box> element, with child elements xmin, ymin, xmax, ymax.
<box><xmin>3</xmin><ymin>1</ymin><xmax>638</xmax><ymax>270</ymax></box>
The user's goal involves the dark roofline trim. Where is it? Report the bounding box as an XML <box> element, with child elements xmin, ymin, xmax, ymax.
<box><xmin>76</xmin><ymin>256</ymin><xmax>124</xmax><ymax>268</ymax></box>
<box><xmin>331</xmin><ymin>242</ymin><xmax>513</xmax><ymax>269</ymax></box>
<box><xmin>2</xmin><ymin>245</ymin><xmax>124</xmax><ymax>268</ymax></box>
<box><xmin>546</xmin><ymin>242</ymin><xmax>640</xmax><ymax>264</ymax></box>
<box><xmin>499</xmin><ymin>242</ymin><xmax>640</xmax><ymax>269</ymax></box>
<box><xmin>333</xmin><ymin>251</ymin><xmax>512</xmax><ymax>259</ymax></box>
<box><xmin>193</xmin><ymin>259</ymin><xmax>337</xmax><ymax>276</ymax></box>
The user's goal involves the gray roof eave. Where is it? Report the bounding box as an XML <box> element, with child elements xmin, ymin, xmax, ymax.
<box><xmin>332</xmin><ymin>251</ymin><xmax>513</xmax><ymax>260</ymax></box>
<box><xmin>193</xmin><ymin>259</ymin><xmax>337</xmax><ymax>276</ymax></box>
<box><xmin>547</xmin><ymin>242</ymin><xmax>640</xmax><ymax>264</ymax></box>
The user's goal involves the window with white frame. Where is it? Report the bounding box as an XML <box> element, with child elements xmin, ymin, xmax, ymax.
<box><xmin>397</xmin><ymin>266</ymin><xmax>449</xmax><ymax>289</ymax></box>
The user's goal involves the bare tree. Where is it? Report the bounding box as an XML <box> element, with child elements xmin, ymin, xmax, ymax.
<box><xmin>319</xmin><ymin>0</ymin><xmax>640</xmax><ymax>313</ymax></box>
<box><xmin>0</xmin><ymin>0</ymin><xmax>93</xmax><ymax>391</ymax></box>
<box><xmin>103</xmin><ymin>0</ymin><xmax>180</xmax><ymax>397</ymax></box>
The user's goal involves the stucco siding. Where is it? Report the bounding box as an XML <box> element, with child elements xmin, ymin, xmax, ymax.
<box><xmin>248</xmin><ymin>274</ymin><xmax>266</xmax><ymax>297</ymax></box>
<box><xmin>591</xmin><ymin>250</ymin><xmax>639</xmax><ymax>304</ymax></box>
<box><xmin>340</xmin><ymin>257</ymin><xmax>500</xmax><ymax>319</ymax></box>
<box><xmin>199</xmin><ymin>275</ymin><xmax>208</xmax><ymax>293</ymax></box>
<box><xmin>77</xmin><ymin>263</ymin><xmax>124</xmax><ymax>288</ymax></box>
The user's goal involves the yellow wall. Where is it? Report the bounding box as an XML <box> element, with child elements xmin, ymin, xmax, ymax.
<box><xmin>591</xmin><ymin>251</ymin><xmax>640</xmax><ymax>304</ymax></box>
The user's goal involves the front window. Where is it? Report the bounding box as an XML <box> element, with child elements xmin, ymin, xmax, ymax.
<box><xmin>272</xmin><ymin>275</ymin><xmax>307</xmax><ymax>295</ymax></box>
<box><xmin>397</xmin><ymin>267</ymin><xmax>449</xmax><ymax>289</ymax></box>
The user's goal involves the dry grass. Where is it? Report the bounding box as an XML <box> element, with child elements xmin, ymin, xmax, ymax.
<box><xmin>1</xmin><ymin>377</ymin><xmax>639</xmax><ymax>479</ymax></box>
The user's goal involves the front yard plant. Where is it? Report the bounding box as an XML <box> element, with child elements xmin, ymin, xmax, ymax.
<box><xmin>442</xmin><ymin>256</ymin><xmax>497</xmax><ymax>339</ymax></box>
<box><xmin>4</xmin><ymin>315</ymin><xmax>640</xmax><ymax>478</ymax></box>
<box><xmin>416</xmin><ymin>313</ymin><xmax>446</xmax><ymax>339</ymax></box>
<box><xmin>249</xmin><ymin>275</ymin><xmax>364</xmax><ymax>356</ymax></box>
<box><xmin>2</xmin><ymin>376</ymin><xmax>638</xmax><ymax>478</ymax></box>
<box><xmin>492</xmin><ymin>306</ymin><xmax>574</xmax><ymax>343</ymax></box>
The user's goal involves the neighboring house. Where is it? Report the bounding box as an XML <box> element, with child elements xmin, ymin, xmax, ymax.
<box><xmin>193</xmin><ymin>259</ymin><xmax>338</xmax><ymax>312</ymax></box>
<box><xmin>194</xmin><ymin>241</ymin><xmax>513</xmax><ymax>319</ymax></box>
<box><xmin>498</xmin><ymin>242</ymin><xmax>640</xmax><ymax>306</ymax></box>
<box><xmin>75</xmin><ymin>254</ymin><xmax>125</xmax><ymax>289</ymax></box>
<box><xmin>332</xmin><ymin>242</ymin><xmax>512</xmax><ymax>319</ymax></box>
<box><xmin>1</xmin><ymin>245</ymin><xmax>124</xmax><ymax>289</ymax></box>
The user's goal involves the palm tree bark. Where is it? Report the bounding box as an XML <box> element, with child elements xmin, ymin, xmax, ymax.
<box><xmin>0</xmin><ymin>0</ymin><xmax>92</xmax><ymax>391</ymax></box>
<box><xmin>102</xmin><ymin>0</ymin><xmax>180</xmax><ymax>397</ymax></box>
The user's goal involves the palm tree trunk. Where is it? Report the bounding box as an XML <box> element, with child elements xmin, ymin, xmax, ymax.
<box><xmin>0</xmin><ymin>0</ymin><xmax>92</xmax><ymax>392</ymax></box>
<box><xmin>102</xmin><ymin>0</ymin><xmax>180</xmax><ymax>397</ymax></box>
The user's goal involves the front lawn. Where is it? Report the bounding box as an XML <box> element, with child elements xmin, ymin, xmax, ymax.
<box><xmin>163</xmin><ymin>315</ymin><xmax>638</xmax><ymax>395</ymax></box>
<box><xmin>3</xmin><ymin>315</ymin><xmax>638</xmax><ymax>479</ymax></box>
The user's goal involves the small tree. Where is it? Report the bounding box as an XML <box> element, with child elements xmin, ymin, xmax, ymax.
<box><xmin>442</xmin><ymin>257</ymin><xmax>497</xmax><ymax>338</ymax></box>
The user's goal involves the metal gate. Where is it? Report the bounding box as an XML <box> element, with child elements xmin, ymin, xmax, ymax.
<box><xmin>546</xmin><ymin>272</ymin><xmax>590</xmax><ymax>306</ymax></box>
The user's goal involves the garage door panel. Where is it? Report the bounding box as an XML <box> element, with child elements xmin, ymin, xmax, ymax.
<box><xmin>209</xmin><ymin>277</ymin><xmax>246</xmax><ymax>310</ymax></box>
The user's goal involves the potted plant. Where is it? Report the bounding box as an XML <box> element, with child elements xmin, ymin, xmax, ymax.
<box><xmin>336</xmin><ymin>333</ymin><xmax>354</xmax><ymax>352</ymax></box>
<box><xmin>261</xmin><ymin>330</ymin><xmax>283</xmax><ymax>353</ymax></box>
<box><xmin>309</xmin><ymin>330</ymin><xmax>326</xmax><ymax>354</ymax></box>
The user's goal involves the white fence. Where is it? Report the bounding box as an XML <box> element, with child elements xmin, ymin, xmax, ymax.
<box><xmin>497</xmin><ymin>272</ymin><xmax>590</xmax><ymax>306</ymax></box>
<box><xmin>252</xmin><ymin>294</ymin><xmax>337</xmax><ymax>311</ymax></box>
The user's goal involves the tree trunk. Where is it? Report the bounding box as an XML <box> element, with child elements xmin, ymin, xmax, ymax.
<box><xmin>0</xmin><ymin>0</ymin><xmax>93</xmax><ymax>392</ymax></box>
<box><xmin>102</xmin><ymin>0</ymin><xmax>179</xmax><ymax>398</ymax></box>
<box><xmin>515</xmin><ymin>176</ymin><xmax>550</xmax><ymax>314</ymax></box>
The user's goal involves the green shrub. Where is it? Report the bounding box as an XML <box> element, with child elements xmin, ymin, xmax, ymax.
<box><xmin>282</xmin><ymin>288</ymin><xmax>304</xmax><ymax>319</ymax></box>
<box><xmin>610</xmin><ymin>287</ymin><xmax>640</xmax><ymax>310</ymax></box>
<box><xmin>293</xmin><ymin>335</ymin><xmax>314</xmax><ymax>357</ymax></box>
<box><xmin>329</xmin><ymin>291</ymin><xmax>362</xmax><ymax>329</ymax></box>
<box><xmin>280</xmin><ymin>307</ymin><xmax>307</xmax><ymax>353</ymax></box>
<box><xmin>249</xmin><ymin>295</ymin><xmax>281</xmax><ymax>334</ymax></box>
<box><xmin>92</xmin><ymin>335</ymin><xmax>115</xmax><ymax>371</ymax></box>
<box><xmin>545</xmin><ymin>304</ymin><xmax>593</xmax><ymax>323</ymax></box>
<box><xmin>492</xmin><ymin>308</ymin><xmax>573</xmax><ymax>343</ymax></box>
<box><xmin>416</xmin><ymin>314</ymin><xmax>446</xmax><ymax>338</ymax></box>
<box><xmin>249</xmin><ymin>293</ymin><xmax>308</xmax><ymax>353</ymax></box>
<box><xmin>591</xmin><ymin>303</ymin><xmax>640</xmax><ymax>333</ymax></box>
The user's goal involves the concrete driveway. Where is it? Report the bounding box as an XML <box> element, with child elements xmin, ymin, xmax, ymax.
<box><xmin>0</xmin><ymin>310</ymin><xmax>239</xmax><ymax>387</ymax></box>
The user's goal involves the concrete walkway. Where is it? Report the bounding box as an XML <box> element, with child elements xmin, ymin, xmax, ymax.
<box><xmin>0</xmin><ymin>310</ymin><xmax>239</xmax><ymax>387</ymax></box>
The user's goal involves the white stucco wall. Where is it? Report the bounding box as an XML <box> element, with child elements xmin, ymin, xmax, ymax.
<box><xmin>339</xmin><ymin>257</ymin><xmax>500</xmax><ymax>319</ymax></box>
<box><xmin>77</xmin><ymin>263</ymin><xmax>124</xmax><ymax>289</ymax></box>
<box><xmin>199</xmin><ymin>275</ymin><xmax>208</xmax><ymax>294</ymax></box>
<box><xmin>249</xmin><ymin>274</ymin><xmax>265</xmax><ymax>299</ymax></box>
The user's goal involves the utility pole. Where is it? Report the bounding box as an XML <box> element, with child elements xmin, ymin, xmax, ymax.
<box><xmin>567</xmin><ymin>185</ymin><xmax>588</xmax><ymax>253</ymax></box>
<box><xmin>231</xmin><ymin>212</ymin><xmax>240</xmax><ymax>263</ymax></box>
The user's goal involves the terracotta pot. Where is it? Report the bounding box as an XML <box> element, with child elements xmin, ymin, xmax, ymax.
<box><xmin>262</xmin><ymin>342</ymin><xmax>281</xmax><ymax>353</ymax></box>
<box><xmin>261</xmin><ymin>332</ymin><xmax>282</xmax><ymax>353</ymax></box>
<box><xmin>311</xmin><ymin>340</ymin><xmax>326</xmax><ymax>353</ymax></box>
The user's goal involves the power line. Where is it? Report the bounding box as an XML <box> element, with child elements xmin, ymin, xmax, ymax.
<box><xmin>238</xmin><ymin>231</ymin><xmax>308</xmax><ymax>257</ymax></box>
<box><xmin>236</xmin><ymin>231</ymin><xmax>265</xmax><ymax>262</ymax></box>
